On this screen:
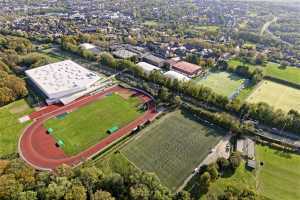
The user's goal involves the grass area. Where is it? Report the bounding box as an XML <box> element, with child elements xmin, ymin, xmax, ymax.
<box><xmin>193</xmin><ymin>25</ymin><xmax>219</xmax><ymax>32</ymax></box>
<box><xmin>228</xmin><ymin>59</ymin><xmax>300</xmax><ymax>85</ymax></box>
<box><xmin>143</xmin><ymin>20</ymin><xmax>159</xmax><ymax>27</ymax></box>
<box><xmin>122</xmin><ymin>110</ymin><xmax>223</xmax><ymax>191</ymax></box>
<box><xmin>95</xmin><ymin>151</ymin><xmax>137</xmax><ymax>176</ymax></box>
<box><xmin>44</xmin><ymin>93</ymin><xmax>143</xmax><ymax>156</ymax></box>
<box><xmin>264</xmin><ymin>62</ymin><xmax>300</xmax><ymax>85</ymax></box>
<box><xmin>236</xmin><ymin>85</ymin><xmax>256</xmax><ymax>101</ymax></box>
<box><xmin>256</xmin><ymin>145</ymin><xmax>300</xmax><ymax>200</ymax></box>
<box><xmin>247</xmin><ymin>80</ymin><xmax>300</xmax><ymax>112</ymax></box>
<box><xmin>0</xmin><ymin>99</ymin><xmax>33</xmax><ymax>157</ymax></box>
<box><xmin>185</xmin><ymin>161</ymin><xmax>256</xmax><ymax>200</ymax></box>
<box><xmin>194</xmin><ymin>71</ymin><xmax>245</xmax><ymax>97</ymax></box>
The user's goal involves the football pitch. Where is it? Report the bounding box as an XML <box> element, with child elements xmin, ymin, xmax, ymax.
<box><xmin>44</xmin><ymin>93</ymin><xmax>143</xmax><ymax>156</ymax></box>
<box><xmin>194</xmin><ymin>71</ymin><xmax>245</xmax><ymax>97</ymax></box>
<box><xmin>122</xmin><ymin>110</ymin><xmax>223</xmax><ymax>191</ymax></box>
<box><xmin>247</xmin><ymin>80</ymin><xmax>300</xmax><ymax>112</ymax></box>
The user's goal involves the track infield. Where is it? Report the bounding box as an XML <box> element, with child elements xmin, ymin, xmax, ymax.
<box><xmin>194</xmin><ymin>71</ymin><xmax>245</xmax><ymax>97</ymax></box>
<box><xmin>246</xmin><ymin>80</ymin><xmax>300</xmax><ymax>112</ymax></box>
<box><xmin>122</xmin><ymin>110</ymin><xmax>223</xmax><ymax>191</ymax></box>
<box><xmin>44</xmin><ymin>93</ymin><xmax>143</xmax><ymax>156</ymax></box>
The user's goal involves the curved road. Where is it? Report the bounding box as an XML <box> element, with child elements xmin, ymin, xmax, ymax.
<box><xmin>19</xmin><ymin>86</ymin><xmax>157</xmax><ymax>171</ymax></box>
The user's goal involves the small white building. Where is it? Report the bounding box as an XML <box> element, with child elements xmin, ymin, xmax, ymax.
<box><xmin>164</xmin><ymin>71</ymin><xmax>190</xmax><ymax>82</ymax></box>
<box><xmin>26</xmin><ymin>60</ymin><xmax>101</xmax><ymax>104</ymax></box>
<box><xmin>137</xmin><ymin>62</ymin><xmax>160</xmax><ymax>75</ymax></box>
<box><xmin>79</xmin><ymin>43</ymin><xmax>101</xmax><ymax>54</ymax></box>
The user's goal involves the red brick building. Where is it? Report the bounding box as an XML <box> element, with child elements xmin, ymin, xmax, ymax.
<box><xmin>171</xmin><ymin>61</ymin><xmax>202</xmax><ymax>77</ymax></box>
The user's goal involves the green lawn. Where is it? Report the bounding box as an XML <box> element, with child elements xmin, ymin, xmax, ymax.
<box><xmin>0</xmin><ymin>99</ymin><xmax>33</xmax><ymax>157</ymax></box>
<box><xmin>264</xmin><ymin>62</ymin><xmax>300</xmax><ymax>85</ymax></box>
<box><xmin>247</xmin><ymin>80</ymin><xmax>300</xmax><ymax>112</ymax></box>
<box><xmin>228</xmin><ymin>59</ymin><xmax>300</xmax><ymax>85</ymax></box>
<box><xmin>185</xmin><ymin>161</ymin><xmax>256</xmax><ymax>200</ymax></box>
<box><xmin>256</xmin><ymin>145</ymin><xmax>300</xmax><ymax>200</ymax></box>
<box><xmin>143</xmin><ymin>20</ymin><xmax>159</xmax><ymax>27</ymax></box>
<box><xmin>195</xmin><ymin>71</ymin><xmax>245</xmax><ymax>97</ymax></box>
<box><xmin>122</xmin><ymin>110</ymin><xmax>223</xmax><ymax>191</ymax></box>
<box><xmin>44</xmin><ymin>94</ymin><xmax>143</xmax><ymax>156</ymax></box>
<box><xmin>193</xmin><ymin>25</ymin><xmax>219</xmax><ymax>32</ymax></box>
<box><xmin>95</xmin><ymin>151</ymin><xmax>137</xmax><ymax>176</ymax></box>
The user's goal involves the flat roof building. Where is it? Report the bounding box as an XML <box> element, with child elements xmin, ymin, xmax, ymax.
<box><xmin>112</xmin><ymin>49</ymin><xmax>137</xmax><ymax>59</ymax></box>
<box><xmin>143</xmin><ymin>54</ymin><xmax>166</xmax><ymax>67</ymax></box>
<box><xmin>164</xmin><ymin>71</ymin><xmax>190</xmax><ymax>82</ymax></box>
<box><xmin>171</xmin><ymin>61</ymin><xmax>202</xmax><ymax>77</ymax></box>
<box><xmin>26</xmin><ymin>60</ymin><xmax>100</xmax><ymax>103</ymax></box>
<box><xmin>137</xmin><ymin>62</ymin><xmax>160</xmax><ymax>75</ymax></box>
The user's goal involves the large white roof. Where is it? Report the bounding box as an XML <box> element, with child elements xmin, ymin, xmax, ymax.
<box><xmin>25</xmin><ymin>60</ymin><xmax>100</xmax><ymax>99</ymax></box>
<box><xmin>137</xmin><ymin>62</ymin><xmax>160</xmax><ymax>74</ymax></box>
<box><xmin>164</xmin><ymin>71</ymin><xmax>190</xmax><ymax>82</ymax></box>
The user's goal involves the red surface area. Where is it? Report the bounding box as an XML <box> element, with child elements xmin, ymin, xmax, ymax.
<box><xmin>19</xmin><ymin>85</ymin><xmax>157</xmax><ymax>170</ymax></box>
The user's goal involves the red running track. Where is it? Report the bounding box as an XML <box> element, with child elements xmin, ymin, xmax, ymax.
<box><xmin>19</xmin><ymin>85</ymin><xmax>157</xmax><ymax>170</ymax></box>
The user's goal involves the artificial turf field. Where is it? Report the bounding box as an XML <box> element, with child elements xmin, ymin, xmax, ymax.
<box><xmin>194</xmin><ymin>71</ymin><xmax>245</xmax><ymax>97</ymax></box>
<box><xmin>44</xmin><ymin>93</ymin><xmax>143</xmax><ymax>156</ymax></box>
<box><xmin>122</xmin><ymin>110</ymin><xmax>223</xmax><ymax>191</ymax></box>
<box><xmin>0</xmin><ymin>99</ymin><xmax>33</xmax><ymax>157</ymax></box>
<box><xmin>247</xmin><ymin>80</ymin><xmax>300</xmax><ymax>112</ymax></box>
<box><xmin>256</xmin><ymin>145</ymin><xmax>300</xmax><ymax>200</ymax></box>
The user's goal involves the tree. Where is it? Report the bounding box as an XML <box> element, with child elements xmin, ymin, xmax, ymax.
<box><xmin>172</xmin><ymin>95</ymin><xmax>182</xmax><ymax>107</ymax></box>
<box><xmin>217</xmin><ymin>157</ymin><xmax>230</xmax><ymax>172</ymax></box>
<box><xmin>129</xmin><ymin>184</ymin><xmax>150</xmax><ymax>200</ymax></box>
<box><xmin>64</xmin><ymin>185</ymin><xmax>87</xmax><ymax>200</ymax></box>
<box><xmin>42</xmin><ymin>177</ymin><xmax>72</xmax><ymax>200</ymax></box>
<box><xmin>173</xmin><ymin>191</ymin><xmax>191</xmax><ymax>200</ymax></box>
<box><xmin>229</xmin><ymin>152</ymin><xmax>242</xmax><ymax>170</ymax></box>
<box><xmin>199</xmin><ymin>172</ymin><xmax>211</xmax><ymax>193</ymax></box>
<box><xmin>17</xmin><ymin>191</ymin><xmax>38</xmax><ymax>200</ymax></box>
<box><xmin>99</xmin><ymin>53</ymin><xmax>116</xmax><ymax>69</ymax></box>
<box><xmin>207</xmin><ymin>164</ymin><xmax>219</xmax><ymax>180</ymax></box>
<box><xmin>0</xmin><ymin>174</ymin><xmax>23</xmax><ymax>200</ymax></box>
<box><xmin>158</xmin><ymin>87</ymin><xmax>170</xmax><ymax>102</ymax></box>
<box><xmin>93</xmin><ymin>190</ymin><xmax>115</xmax><ymax>200</ymax></box>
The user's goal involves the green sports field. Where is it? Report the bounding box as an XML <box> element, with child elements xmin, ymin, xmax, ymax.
<box><xmin>195</xmin><ymin>71</ymin><xmax>245</xmax><ymax>97</ymax></box>
<box><xmin>256</xmin><ymin>145</ymin><xmax>300</xmax><ymax>200</ymax></box>
<box><xmin>0</xmin><ymin>99</ymin><xmax>33</xmax><ymax>157</ymax></box>
<box><xmin>44</xmin><ymin>93</ymin><xmax>143</xmax><ymax>156</ymax></box>
<box><xmin>247</xmin><ymin>80</ymin><xmax>300</xmax><ymax>112</ymax></box>
<box><xmin>228</xmin><ymin>59</ymin><xmax>300</xmax><ymax>85</ymax></box>
<box><xmin>122</xmin><ymin>110</ymin><xmax>223</xmax><ymax>191</ymax></box>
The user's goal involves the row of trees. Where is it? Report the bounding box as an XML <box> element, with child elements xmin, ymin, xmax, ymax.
<box><xmin>0</xmin><ymin>159</ymin><xmax>190</xmax><ymax>200</ymax></box>
<box><xmin>99</xmin><ymin>53</ymin><xmax>300</xmax><ymax>134</ymax></box>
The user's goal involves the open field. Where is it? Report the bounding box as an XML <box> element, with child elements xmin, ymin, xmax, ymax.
<box><xmin>0</xmin><ymin>99</ymin><xmax>33</xmax><ymax>157</ymax></box>
<box><xmin>228</xmin><ymin>59</ymin><xmax>300</xmax><ymax>85</ymax></box>
<box><xmin>247</xmin><ymin>80</ymin><xmax>300</xmax><ymax>112</ymax></box>
<box><xmin>95</xmin><ymin>151</ymin><xmax>137</xmax><ymax>176</ymax></box>
<box><xmin>256</xmin><ymin>145</ymin><xmax>300</xmax><ymax>200</ymax></box>
<box><xmin>44</xmin><ymin>93</ymin><xmax>143</xmax><ymax>156</ymax></box>
<box><xmin>122</xmin><ymin>110</ymin><xmax>223</xmax><ymax>191</ymax></box>
<box><xmin>195</xmin><ymin>71</ymin><xmax>245</xmax><ymax>97</ymax></box>
<box><xmin>185</xmin><ymin>161</ymin><xmax>256</xmax><ymax>200</ymax></box>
